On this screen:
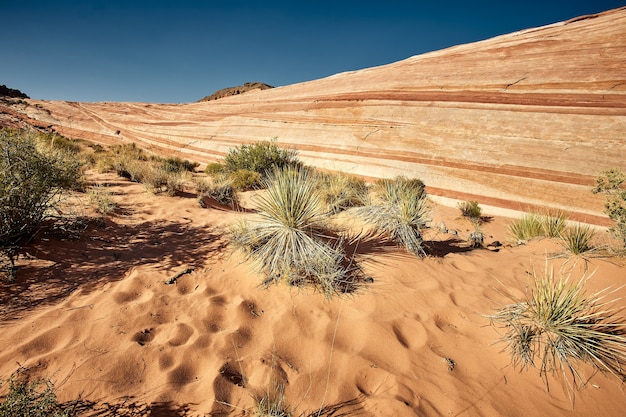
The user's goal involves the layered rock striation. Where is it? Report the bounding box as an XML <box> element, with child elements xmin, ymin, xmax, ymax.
<box><xmin>3</xmin><ymin>7</ymin><xmax>626</xmax><ymax>223</ymax></box>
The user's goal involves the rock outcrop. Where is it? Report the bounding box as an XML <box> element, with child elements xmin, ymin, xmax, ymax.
<box><xmin>198</xmin><ymin>82</ymin><xmax>274</xmax><ymax>101</ymax></box>
<box><xmin>2</xmin><ymin>7</ymin><xmax>625</xmax><ymax>223</ymax></box>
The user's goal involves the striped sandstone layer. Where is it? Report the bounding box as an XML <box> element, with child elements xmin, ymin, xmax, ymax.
<box><xmin>5</xmin><ymin>7</ymin><xmax>626</xmax><ymax>223</ymax></box>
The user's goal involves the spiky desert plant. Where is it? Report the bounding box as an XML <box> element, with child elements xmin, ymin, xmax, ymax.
<box><xmin>489</xmin><ymin>264</ymin><xmax>626</xmax><ymax>391</ymax></box>
<box><xmin>315</xmin><ymin>171</ymin><xmax>368</xmax><ymax>214</ymax></box>
<box><xmin>561</xmin><ymin>224</ymin><xmax>596</xmax><ymax>256</ymax></box>
<box><xmin>541</xmin><ymin>210</ymin><xmax>568</xmax><ymax>238</ymax></box>
<box><xmin>468</xmin><ymin>220</ymin><xmax>485</xmax><ymax>248</ymax></box>
<box><xmin>508</xmin><ymin>213</ymin><xmax>544</xmax><ymax>242</ymax></box>
<box><xmin>254</xmin><ymin>383</ymin><xmax>292</xmax><ymax>417</ymax></box>
<box><xmin>231</xmin><ymin>167</ymin><xmax>348</xmax><ymax>296</ymax></box>
<box><xmin>354</xmin><ymin>176</ymin><xmax>429</xmax><ymax>257</ymax></box>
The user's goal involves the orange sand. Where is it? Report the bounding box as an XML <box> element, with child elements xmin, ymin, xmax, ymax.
<box><xmin>1</xmin><ymin>172</ymin><xmax>625</xmax><ymax>416</ymax></box>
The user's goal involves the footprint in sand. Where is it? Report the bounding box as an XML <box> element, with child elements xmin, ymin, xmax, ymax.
<box><xmin>450</xmin><ymin>257</ymin><xmax>477</xmax><ymax>273</ymax></box>
<box><xmin>391</xmin><ymin>320</ymin><xmax>428</xmax><ymax>350</ymax></box>
<box><xmin>168</xmin><ymin>323</ymin><xmax>194</xmax><ymax>346</ymax></box>
<box><xmin>132</xmin><ymin>328</ymin><xmax>156</xmax><ymax>346</ymax></box>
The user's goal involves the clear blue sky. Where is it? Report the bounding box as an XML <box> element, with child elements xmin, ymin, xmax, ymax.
<box><xmin>2</xmin><ymin>1</ymin><xmax>623</xmax><ymax>103</ymax></box>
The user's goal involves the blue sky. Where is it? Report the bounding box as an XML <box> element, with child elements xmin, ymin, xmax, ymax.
<box><xmin>2</xmin><ymin>1</ymin><xmax>623</xmax><ymax>103</ymax></box>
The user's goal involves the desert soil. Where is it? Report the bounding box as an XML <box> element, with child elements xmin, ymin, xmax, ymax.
<box><xmin>1</xmin><ymin>171</ymin><xmax>625</xmax><ymax>416</ymax></box>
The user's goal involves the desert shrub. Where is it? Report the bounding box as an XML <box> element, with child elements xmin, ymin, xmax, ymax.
<box><xmin>159</xmin><ymin>156</ymin><xmax>199</xmax><ymax>173</ymax></box>
<box><xmin>224</xmin><ymin>141</ymin><xmax>298</xmax><ymax>177</ymax></box>
<box><xmin>488</xmin><ymin>264</ymin><xmax>626</xmax><ymax>391</ymax></box>
<box><xmin>201</xmin><ymin>176</ymin><xmax>238</xmax><ymax>207</ymax></box>
<box><xmin>0</xmin><ymin>371</ymin><xmax>78</xmax><ymax>417</ymax></box>
<box><xmin>508</xmin><ymin>213</ymin><xmax>544</xmax><ymax>241</ymax></box>
<box><xmin>593</xmin><ymin>169</ymin><xmax>626</xmax><ymax>247</ymax></box>
<box><xmin>541</xmin><ymin>210</ymin><xmax>568</xmax><ymax>238</ymax></box>
<box><xmin>458</xmin><ymin>200</ymin><xmax>482</xmax><ymax>222</ymax></box>
<box><xmin>354</xmin><ymin>176</ymin><xmax>429</xmax><ymax>257</ymax></box>
<box><xmin>468</xmin><ymin>225</ymin><xmax>485</xmax><ymax>248</ymax></box>
<box><xmin>230</xmin><ymin>169</ymin><xmax>263</xmax><ymax>191</ymax></box>
<box><xmin>141</xmin><ymin>165</ymin><xmax>187</xmax><ymax>196</ymax></box>
<box><xmin>561</xmin><ymin>224</ymin><xmax>596</xmax><ymax>255</ymax></box>
<box><xmin>0</xmin><ymin>129</ymin><xmax>83</xmax><ymax>278</ymax></box>
<box><xmin>205</xmin><ymin>162</ymin><xmax>226</xmax><ymax>176</ymax></box>
<box><xmin>231</xmin><ymin>167</ymin><xmax>350</xmax><ymax>296</ymax></box>
<box><xmin>37</xmin><ymin>132</ymin><xmax>82</xmax><ymax>154</ymax></box>
<box><xmin>88</xmin><ymin>185</ymin><xmax>117</xmax><ymax>224</ymax></box>
<box><xmin>315</xmin><ymin>171</ymin><xmax>368</xmax><ymax>214</ymax></box>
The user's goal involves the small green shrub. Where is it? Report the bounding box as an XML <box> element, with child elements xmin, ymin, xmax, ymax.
<box><xmin>488</xmin><ymin>263</ymin><xmax>626</xmax><ymax>391</ymax></box>
<box><xmin>230</xmin><ymin>169</ymin><xmax>263</xmax><ymax>191</ymax></box>
<box><xmin>593</xmin><ymin>169</ymin><xmax>626</xmax><ymax>247</ymax></box>
<box><xmin>561</xmin><ymin>224</ymin><xmax>596</xmax><ymax>255</ymax></box>
<box><xmin>0</xmin><ymin>371</ymin><xmax>78</xmax><ymax>417</ymax></box>
<box><xmin>88</xmin><ymin>185</ymin><xmax>117</xmax><ymax>223</ymax></box>
<box><xmin>160</xmin><ymin>156</ymin><xmax>199</xmax><ymax>173</ymax></box>
<box><xmin>205</xmin><ymin>162</ymin><xmax>226</xmax><ymax>176</ymax></box>
<box><xmin>224</xmin><ymin>141</ymin><xmax>298</xmax><ymax>177</ymax></box>
<box><xmin>458</xmin><ymin>200</ymin><xmax>482</xmax><ymax>222</ymax></box>
<box><xmin>355</xmin><ymin>176</ymin><xmax>429</xmax><ymax>257</ymax></box>
<box><xmin>0</xmin><ymin>129</ymin><xmax>83</xmax><ymax>278</ymax></box>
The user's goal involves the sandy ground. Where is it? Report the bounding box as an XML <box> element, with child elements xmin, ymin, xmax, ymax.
<box><xmin>1</xmin><ymin>172</ymin><xmax>625</xmax><ymax>416</ymax></box>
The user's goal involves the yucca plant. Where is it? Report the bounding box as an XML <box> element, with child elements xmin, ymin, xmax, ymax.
<box><xmin>354</xmin><ymin>176</ymin><xmax>429</xmax><ymax>257</ymax></box>
<box><xmin>541</xmin><ymin>210</ymin><xmax>568</xmax><ymax>238</ymax></box>
<box><xmin>489</xmin><ymin>264</ymin><xmax>626</xmax><ymax>392</ymax></box>
<box><xmin>231</xmin><ymin>167</ymin><xmax>349</xmax><ymax>296</ymax></box>
<box><xmin>561</xmin><ymin>224</ymin><xmax>596</xmax><ymax>255</ymax></box>
<box><xmin>508</xmin><ymin>213</ymin><xmax>544</xmax><ymax>242</ymax></box>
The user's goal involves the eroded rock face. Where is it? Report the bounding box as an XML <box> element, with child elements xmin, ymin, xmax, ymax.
<box><xmin>3</xmin><ymin>7</ymin><xmax>626</xmax><ymax>222</ymax></box>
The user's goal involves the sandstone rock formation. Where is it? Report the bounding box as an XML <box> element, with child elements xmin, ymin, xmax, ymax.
<box><xmin>2</xmin><ymin>7</ymin><xmax>625</xmax><ymax>223</ymax></box>
<box><xmin>198</xmin><ymin>82</ymin><xmax>274</xmax><ymax>101</ymax></box>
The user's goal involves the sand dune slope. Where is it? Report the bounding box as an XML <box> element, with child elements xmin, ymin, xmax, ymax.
<box><xmin>1</xmin><ymin>173</ymin><xmax>625</xmax><ymax>416</ymax></box>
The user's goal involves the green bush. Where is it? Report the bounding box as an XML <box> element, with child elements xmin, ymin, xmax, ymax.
<box><xmin>205</xmin><ymin>162</ymin><xmax>226</xmax><ymax>176</ymax></box>
<box><xmin>0</xmin><ymin>129</ymin><xmax>83</xmax><ymax>278</ymax></box>
<box><xmin>230</xmin><ymin>169</ymin><xmax>263</xmax><ymax>191</ymax></box>
<box><xmin>355</xmin><ymin>176</ymin><xmax>429</xmax><ymax>257</ymax></box>
<box><xmin>593</xmin><ymin>169</ymin><xmax>626</xmax><ymax>247</ymax></box>
<box><xmin>159</xmin><ymin>156</ymin><xmax>199</xmax><ymax>173</ymax></box>
<box><xmin>224</xmin><ymin>141</ymin><xmax>298</xmax><ymax>177</ymax></box>
<box><xmin>488</xmin><ymin>264</ymin><xmax>626</xmax><ymax>391</ymax></box>
<box><xmin>0</xmin><ymin>371</ymin><xmax>78</xmax><ymax>417</ymax></box>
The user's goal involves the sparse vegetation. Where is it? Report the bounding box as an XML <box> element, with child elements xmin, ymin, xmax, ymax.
<box><xmin>224</xmin><ymin>140</ymin><xmax>299</xmax><ymax>178</ymax></box>
<box><xmin>593</xmin><ymin>169</ymin><xmax>626</xmax><ymax>248</ymax></box>
<box><xmin>561</xmin><ymin>224</ymin><xmax>596</xmax><ymax>255</ymax></box>
<box><xmin>87</xmin><ymin>184</ymin><xmax>117</xmax><ymax>224</ymax></box>
<box><xmin>314</xmin><ymin>171</ymin><xmax>367</xmax><ymax>214</ymax></box>
<box><xmin>458</xmin><ymin>200</ymin><xmax>482</xmax><ymax>222</ymax></box>
<box><xmin>198</xmin><ymin>176</ymin><xmax>238</xmax><ymax>207</ymax></box>
<box><xmin>231</xmin><ymin>166</ymin><xmax>353</xmax><ymax>296</ymax></box>
<box><xmin>508</xmin><ymin>211</ymin><xmax>569</xmax><ymax>242</ymax></box>
<box><xmin>0</xmin><ymin>371</ymin><xmax>78</xmax><ymax>417</ymax></box>
<box><xmin>354</xmin><ymin>176</ymin><xmax>429</xmax><ymax>257</ymax></box>
<box><xmin>229</xmin><ymin>169</ymin><xmax>263</xmax><ymax>191</ymax></box>
<box><xmin>489</xmin><ymin>263</ymin><xmax>626</xmax><ymax>392</ymax></box>
<box><xmin>0</xmin><ymin>129</ymin><xmax>83</xmax><ymax>278</ymax></box>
